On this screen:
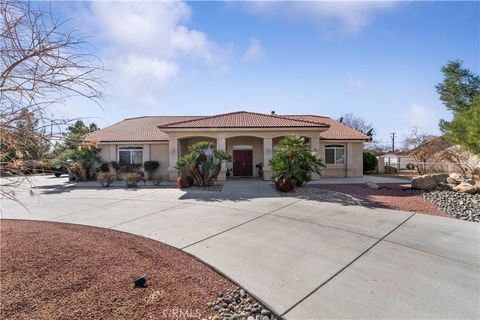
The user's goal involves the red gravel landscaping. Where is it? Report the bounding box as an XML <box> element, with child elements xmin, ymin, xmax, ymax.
<box><xmin>0</xmin><ymin>220</ymin><xmax>234</xmax><ymax>320</ymax></box>
<box><xmin>311</xmin><ymin>183</ymin><xmax>448</xmax><ymax>217</ymax></box>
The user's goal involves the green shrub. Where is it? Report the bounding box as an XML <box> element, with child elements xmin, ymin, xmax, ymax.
<box><xmin>99</xmin><ymin>162</ymin><xmax>110</xmax><ymax>173</ymax></box>
<box><xmin>109</xmin><ymin>161</ymin><xmax>120</xmax><ymax>171</ymax></box>
<box><xmin>53</xmin><ymin>143</ymin><xmax>101</xmax><ymax>180</ymax></box>
<box><xmin>144</xmin><ymin>161</ymin><xmax>160</xmax><ymax>180</ymax></box>
<box><xmin>363</xmin><ymin>151</ymin><xmax>378</xmax><ymax>172</ymax></box>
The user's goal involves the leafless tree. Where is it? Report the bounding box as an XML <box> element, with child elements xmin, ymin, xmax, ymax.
<box><xmin>364</xmin><ymin>142</ymin><xmax>390</xmax><ymax>156</ymax></box>
<box><xmin>338</xmin><ymin>113</ymin><xmax>374</xmax><ymax>135</ymax></box>
<box><xmin>441</xmin><ymin>145</ymin><xmax>480</xmax><ymax>178</ymax></box>
<box><xmin>1</xmin><ymin>0</ymin><xmax>104</xmax><ymax>201</ymax></box>
<box><xmin>401</xmin><ymin>127</ymin><xmax>436</xmax><ymax>152</ymax></box>
<box><xmin>401</xmin><ymin>128</ymin><xmax>438</xmax><ymax>174</ymax></box>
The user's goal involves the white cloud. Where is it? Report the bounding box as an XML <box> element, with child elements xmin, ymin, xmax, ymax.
<box><xmin>346</xmin><ymin>72</ymin><xmax>365</xmax><ymax>90</ymax></box>
<box><xmin>404</xmin><ymin>103</ymin><xmax>440</xmax><ymax>132</ymax></box>
<box><xmin>80</xmin><ymin>1</ymin><xmax>231</xmax><ymax>110</ymax></box>
<box><xmin>239</xmin><ymin>1</ymin><xmax>397</xmax><ymax>35</ymax></box>
<box><xmin>243</xmin><ymin>37</ymin><xmax>265</xmax><ymax>62</ymax></box>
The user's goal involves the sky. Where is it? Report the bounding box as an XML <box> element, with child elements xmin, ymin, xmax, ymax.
<box><xmin>50</xmin><ymin>1</ymin><xmax>479</xmax><ymax>147</ymax></box>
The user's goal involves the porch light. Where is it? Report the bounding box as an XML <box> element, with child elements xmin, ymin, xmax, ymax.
<box><xmin>266</xmin><ymin>147</ymin><xmax>272</xmax><ymax>155</ymax></box>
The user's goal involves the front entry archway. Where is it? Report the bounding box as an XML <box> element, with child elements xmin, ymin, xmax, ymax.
<box><xmin>233</xmin><ymin>149</ymin><xmax>253</xmax><ymax>177</ymax></box>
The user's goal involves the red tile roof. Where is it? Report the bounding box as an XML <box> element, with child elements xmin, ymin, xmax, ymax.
<box><xmin>284</xmin><ymin>115</ymin><xmax>370</xmax><ymax>140</ymax></box>
<box><xmin>86</xmin><ymin>112</ymin><xmax>369</xmax><ymax>142</ymax></box>
<box><xmin>85</xmin><ymin>116</ymin><xmax>202</xmax><ymax>142</ymax></box>
<box><xmin>158</xmin><ymin>111</ymin><xmax>329</xmax><ymax>129</ymax></box>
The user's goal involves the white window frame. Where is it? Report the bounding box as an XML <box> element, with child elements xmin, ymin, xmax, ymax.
<box><xmin>118</xmin><ymin>146</ymin><xmax>144</xmax><ymax>166</ymax></box>
<box><xmin>325</xmin><ymin>144</ymin><xmax>345</xmax><ymax>165</ymax></box>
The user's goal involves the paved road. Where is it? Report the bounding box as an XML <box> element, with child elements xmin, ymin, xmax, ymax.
<box><xmin>1</xmin><ymin>176</ymin><xmax>479</xmax><ymax>319</ymax></box>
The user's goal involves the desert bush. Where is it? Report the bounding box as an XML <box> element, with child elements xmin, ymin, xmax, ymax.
<box><xmin>53</xmin><ymin>143</ymin><xmax>101</xmax><ymax>180</ymax></box>
<box><xmin>97</xmin><ymin>172</ymin><xmax>115</xmax><ymax>187</ymax></box>
<box><xmin>124</xmin><ymin>172</ymin><xmax>140</xmax><ymax>188</ymax></box>
<box><xmin>363</xmin><ymin>151</ymin><xmax>378</xmax><ymax>172</ymax></box>
<box><xmin>385</xmin><ymin>165</ymin><xmax>398</xmax><ymax>174</ymax></box>
<box><xmin>144</xmin><ymin>161</ymin><xmax>160</xmax><ymax>180</ymax></box>
<box><xmin>121</xmin><ymin>164</ymin><xmax>141</xmax><ymax>173</ymax></box>
<box><xmin>66</xmin><ymin>162</ymin><xmax>86</xmax><ymax>181</ymax></box>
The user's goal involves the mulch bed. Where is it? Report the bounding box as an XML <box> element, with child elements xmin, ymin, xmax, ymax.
<box><xmin>0</xmin><ymin>220</ymin><xmax>234</xmax><ymax>319</ymax></box>
<box><xmin>311</xmin><ymin>183</ymin><xmax>448</xmax><ymax>217</ymax></box>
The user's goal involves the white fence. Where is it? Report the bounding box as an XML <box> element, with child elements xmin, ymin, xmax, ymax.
<box><xmin>378</xmin><ymin>156</ymin><xmax>474</xmax><ymax>174</ymax></box>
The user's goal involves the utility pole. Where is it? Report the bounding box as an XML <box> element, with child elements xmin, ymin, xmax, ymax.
<box><xmin>390</xmin><ymin>133</ymin><xmax>396</xmax><ymax>153</ymax></box>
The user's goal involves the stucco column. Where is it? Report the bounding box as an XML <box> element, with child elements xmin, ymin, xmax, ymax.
<box><xmin>109</xmin><ymin>145</ymin><xmax>117</xmax><ymax>162</ymax></box>
<box><xmin>310</xmin><ymin>137</ymin><xmax>321</xmax><ymax>180</ymax></box>
<box><xmin>216</xmin><ymin>137</ymin><xmax>226</xmax><ymax>181</ymax></box>
<box><xmin>377</xmin><ymin>156</ymin><xmax>385</xmax><ymax>173</ymax></box>
<box><xmin>263</xmin><ymin>138</ymin><xmax>273</xmax><ymax>180</ymax></box>
<box><xmin>346</xmin><ymin>142</ymin><xmax>354</xmax><ymax>177</ymax></box>
<box><xmin>143</xmin><ymin>144</ymin><xmax>150</xmax><ymax>178</ymax></box>
<box><xmin>168</xmin><ymin>138</ymin><xmax>179</xmax><ymax>181</ymax></box>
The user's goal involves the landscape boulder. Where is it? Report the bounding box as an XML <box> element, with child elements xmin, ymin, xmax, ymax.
<box><xmin>411</xmin><ymin>175</ymin><xmax>437</xmax><ymax>190</ymax></box>
<box><xmin>465</xmin><ymin>178</ymin><xmax>476</xmax><ymax>185</ymax></box>
<box><xmin>365</xmin><ymin>181</ymin><xmax>380</xmax><ymax>190</ymax></box>
<box><xmin>452</xmin><ymin>182</ymin><xmax>478</xmax><ymax>194</ymax></box>
<box><xmin>447</xmin><ymin>173</ymin><xmax>464</xmax><ymax>185</ymax></box>
<box><xmin>431</xmin><ymin>173</ymin><xmax>449</xmax><ymax>184</ymax></box>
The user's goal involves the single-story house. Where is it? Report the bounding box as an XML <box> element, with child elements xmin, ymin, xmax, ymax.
<box><xmin>381</xmin><ymin>152</ymin><xmax>416</xmax><ymax>170</ymax></box>
<box><xmin>86</xmin><ymin>111</ymin><xmax>370</xmax><ymax>181</ymax></box>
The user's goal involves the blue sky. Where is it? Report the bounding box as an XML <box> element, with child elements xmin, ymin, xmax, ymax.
<box><xmin>53</xmin><ymin>1</ymin><xmax>479</xmax><ymax>146</ymax></box>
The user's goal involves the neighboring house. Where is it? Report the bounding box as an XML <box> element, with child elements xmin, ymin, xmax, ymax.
<box><xmin>411</xmin><ymin>136</ymin><xmax>480</xmax><ymax>175</ymax></box>
<box><xmin>381</xmin><ymin>152</ymin><xmax>416</xmax><ymax>170</ymax></box>
<box><xmin>86</xmin><ymin>111</ymin><xmax>369</xmax><ymax>181</ymax></box>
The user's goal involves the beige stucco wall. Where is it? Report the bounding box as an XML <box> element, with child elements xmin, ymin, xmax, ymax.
<box><xmin>98</xmin><ymin>143</ymin><xmax>169</xmax><ymax>180</ymax></box>
<box><xmin>149</xmin><ymin>144</ymin><xmax>169</xmax><ymax>179</ymax></box>
<box><xmin>98</xmin><ymin>131</ymin><xmax>365</xmax><ymax>181</ymax></box>
<box><xmin>179</xmin><ymin>137</ymin><xmax>216</xmax><ymax>156</ymax></box>
<box><xmin>319</xmin><ymin>141</ymin><xmax>363</xmax><ymax>178</ymax></box>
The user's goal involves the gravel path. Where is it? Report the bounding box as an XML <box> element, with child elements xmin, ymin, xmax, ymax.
<box><xmin>1</xmin><ymin>220</ymin><xmax>237</xmax><ymax>319</ymax></box>
<box><xmin>308</xmin><ymin>184</ymin><xmax>448</xmax><ymax>216</ymax></box>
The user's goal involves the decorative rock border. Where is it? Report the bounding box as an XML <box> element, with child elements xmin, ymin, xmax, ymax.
<box><xmin>407</xmin><ymin>189</ymin><xmax>480</xmax><ymax>222</ymax></box>
<box><xmin>206</xmin><ymin>288</ymin><xmax>278</xmax><ymax>320</ymax></box>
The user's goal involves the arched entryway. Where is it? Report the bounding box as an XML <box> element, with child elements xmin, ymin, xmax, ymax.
<box><xmin>178</xmin><ymin>136</ymin><xmax>216</xmax><ymax>158</ymax></box>
<box><xmin>226</xmin><ymin>136</ymin><xmax>264</xmax><ymax>178</ymax></box>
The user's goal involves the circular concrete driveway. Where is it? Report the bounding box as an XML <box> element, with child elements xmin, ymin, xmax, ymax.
<box><xmin>1</xmin><ymin>176</ymin><xmax>479</xmax><ymax>319</ymax></box>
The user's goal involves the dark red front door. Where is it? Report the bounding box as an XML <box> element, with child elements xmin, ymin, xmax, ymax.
<box><xmin>233</xmin><ymin>150</ymin><xmax>253</xmax><ymax>177</ymax></box>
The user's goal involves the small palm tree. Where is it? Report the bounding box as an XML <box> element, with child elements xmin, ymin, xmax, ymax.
<box><xmin>176</xmin><ymin>142</ymin><xmax>232</xmax><ymax>187</ymax></box>
<box><xmin>270</xmin><ymin>136</ymin><xmax>324</xmax><ymax>191</ymax></box>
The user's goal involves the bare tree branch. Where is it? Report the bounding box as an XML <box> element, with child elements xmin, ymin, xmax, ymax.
<box><xmin>1</xmin><ymin>0</ymin><xmax>104</xmax><ymax>200</ymax></box>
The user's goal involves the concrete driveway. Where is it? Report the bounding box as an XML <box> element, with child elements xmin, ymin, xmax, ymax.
<box><xmin>1</xmin><ymin>176</ymin><xmax>479</xmax><ymax>319</ymax></box>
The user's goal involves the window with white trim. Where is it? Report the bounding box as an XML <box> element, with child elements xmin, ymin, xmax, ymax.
<box><xmin>325</xmin><ymin>144</ymin><xmax>345</xmax><ymax>164</ymax></box>
<box><xmin>119</xmin><ymin>147</ymin><xmax>143</xmax><ymax>165</ymax></box>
